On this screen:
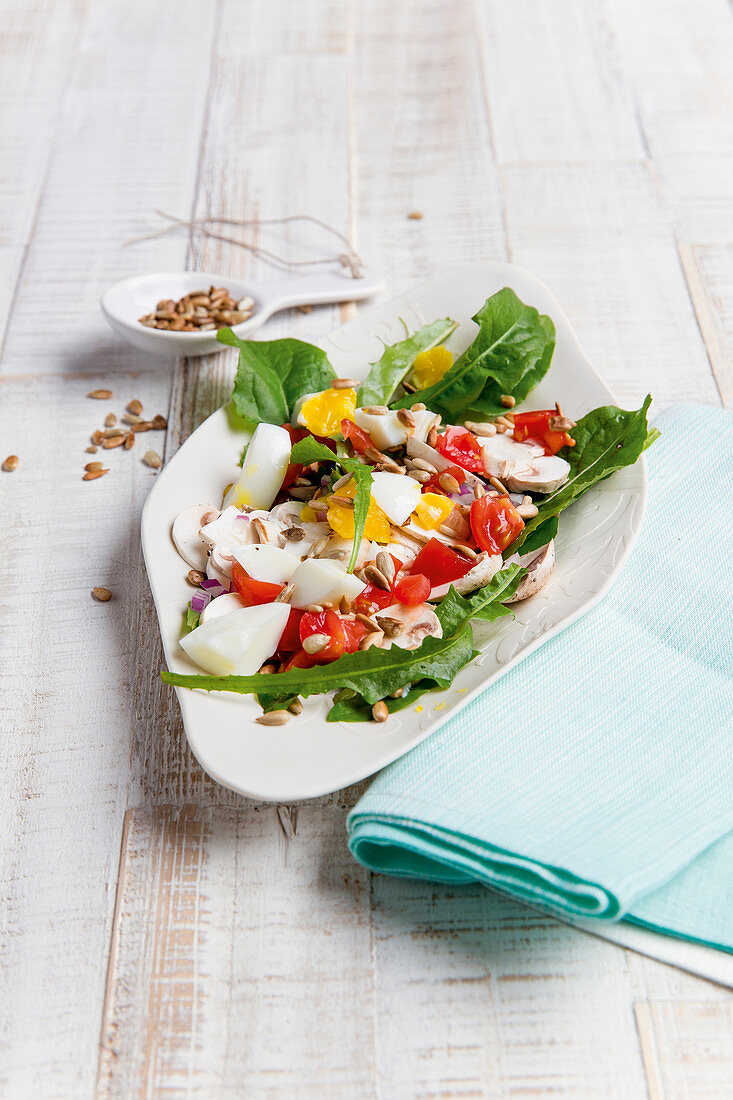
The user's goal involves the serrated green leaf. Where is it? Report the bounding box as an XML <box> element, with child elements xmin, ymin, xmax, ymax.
<box><xmin>218</xmin><ymin>332</ymin><xmax>334</xmax><ymax>427</ymax></box>
<box><xmin>358</xmin><ymin>319</ymin><xmax>457</xmax><ymax>407</ymax></box>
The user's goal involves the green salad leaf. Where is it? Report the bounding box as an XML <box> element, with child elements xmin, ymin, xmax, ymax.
<box><xmin>435</xmin><ymin>564</ymin><xmax>526</xmax><ymax>634</ymax></box>
<box><xmin>392</xmin><ymin>288</ymin><xmax>555</xmax><ymax>421</ymax></box>
<box><xmin>327</xmin><ymin>679</ymin><xmax>448</xmax><ymax>722</ymax></box>
<box><xmin>357</xmin><ymin>319</ymin><xmax>458</xmax><ymax>407</ymax></box>
<box><xmin>218</xmin><ymin>331</ymin><xmax>334</xmax><ymax>427</ymax></box>
<box><xmin>289</xmin><ymin>436</ymin><xmax>373</xmax><ymax>573</ymax></box>
<box><xmin>511</xmin><ymin>516</ymin><xmax>559</xmax><ymax>558</ymax></box>
<box><xmin>162</xmin><ymin>624</ymin><xmax>476</xmax><ymax>706</ymax></box>
<box><xmin>514</xmin><ymin>396</ymin><xmax>653</xmax><ymax>551</ymax></box>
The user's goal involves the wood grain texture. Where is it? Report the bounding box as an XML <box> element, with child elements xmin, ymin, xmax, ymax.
<box><xmin>0</xmin><ymin>0</ymin><xmax>731</xmax><ymax>1096</ymax></box>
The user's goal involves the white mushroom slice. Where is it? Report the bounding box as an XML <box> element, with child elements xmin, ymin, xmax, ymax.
<box><xmin>268</xmin><ymin>502</ymin><xmax>332</xmax><ymax>557</ymax></box>
<box><xmin>223</xmin><ymin>422</ymin><xmax>292</xmax><ymax>510</ymax></box>
<box><xmin>207</xmin><ymin>546</ymin><xmax>234</xmax><ymax>585</ymax></box>
<box><xmin>200</xmin><ymin>506</ymin><xmax>283</xmax><ymax>554</ymax></box>
<box><xmin>172</xmin><ymin>503</ymin><xmax>218</xmax><ymax>570</ymax></box>
<box><xmin>180</xmin><ymin>603</ymin><xmax>290</xmax><ymax>676</ymax></box>
<box><xmin>370</xmin><ymin>471</ymin><xmax>422</xmax><ymax>525</ymax></box>
<box><xmin>505</xmin><ymin>541</ymin><xmax>555</xmax><ymax>603</ymax></box>
<box><xmin>480</xmin><ymin>435</ymin><xmax>569</xmax><ymax>494</ymax></box>
<box><xmin>318</xmin><ymin>535</ymin><xmax>375</xmax><ymax>568</ymax></box>
<box><xmin>288</xmin><ymin>558</ymin><xmax>367</xmax><ymax>609</ymax></box>
<box><xmin>400</xmin><ymin>518</ymin><xmax>466</xmax><ymax>549</ymax></box>
<box><xmin>427</xmin><ymin>551</ymin><xmax>503</xmax><ymax>601</ymax></box>
<box><xmin>232</xmin><ymin>544</ymin><xmax>300</xmax><ymax>585</ymax></box>
<box><xmin>354</xmin><ymin>408</ymin><xmax>436</xmax><ymax>450</ymax></box>
<box><xmin>406</xmin><ymin>436</ymin><xmax>485</xmax><ymax>492</ymax></box>
<box><xmin>200</xmin><ymin>592</ymin><xmax>245</xmax><ymax>624</ymax></box>
<box><xmin>376</xmin><ymin>602</ymin><xmax>443</xmax><ymax>651</ymax></box>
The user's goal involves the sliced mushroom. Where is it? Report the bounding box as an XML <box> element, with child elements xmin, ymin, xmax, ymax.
<box><xmin>172</xmin><ymin>503</ymin><xmax>218</xmax><ymax>570</ymax></box>
<box><xmin>505</xmin><ymin>540</ymin><xmax>555</xmax><ymax>603</ymax></box>
<box><xmin>376</xmin><ymin>602</ymin><xmax>443</xmax><ymax>650</ymax></box>
<box><xmin>480</xmin><ymin>434</ymin><xmax>570</xmax><ymax>494</ymax></box>
<box><xmin>427</xmin><ymin>551</ymin><xmax>503</xmax><ymax>601</ymax></box>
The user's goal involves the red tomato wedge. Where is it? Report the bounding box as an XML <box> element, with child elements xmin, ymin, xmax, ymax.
<box><xmin>276</xmin><ymin>607</ymin><xmax>304</xmax><ymax>653</ymax></box>
<box><xmin>341</xmin><ymin>418</ymin><xmax>375</xmax><ymax>455</ymax></box>
<box><xmin>469</xmin><ymin>495</ymin><xmax>524</xmax><ymax>554</ymax></box>
<box><xmin>512</xmin><ymin>410</ymin><xmax>575</xmax><ymax>455</ymax></box>
<box><xmin>231</xmin><ymin>561</ymin><xmax>284</xmax><ymax>606</ymax></box>
<box><xmin>434</xmin><ymin>426</ymin><xmax>485</xmax><ymax>474</ymax></box>
<box><xmin>299</xmin><ymin>609</ymin><xmax>348</xmax><ymax>664</ymax></box>
<box><xmin>409</xmin><ymin>538</ymin><xmax>473</xmax><ymax>586</ymax></box>
<box><xmin>393</xmin><ymin>573</ymin><xmax>430</xmax><ymax>605</ymax></box>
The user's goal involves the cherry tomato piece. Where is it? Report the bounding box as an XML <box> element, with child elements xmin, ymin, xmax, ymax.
<box><xmin>282</xmin><ymin>648</ymin><xmax>317</xmax><ymax>671</ymax></box>
<box><xmin>276</xmin><ymin>607</ymin><xmax>304</xmax><ymax>654</ymax></box>
<box><xmin>231</xmin><ymin>561</ymin><xmax>284</xmax><ymax>606</ymax></box>
<box><xmin>342</xmin><ymin>619</ymin><xmax>367</xmax><ymax>652</ymax></box>
<box><xmin>409</xmin><ymin>538</ymin><xmax>474</xmax><ymax>586</ymax></box>
<box><xmin>299</xmin><ymin>609</ymin><xmax>348</xmax><ymax>663</ymax></box>
<box><xmin>434</xmin><ymin>426</ymin><xmax>485</xmax><ymax>474</ymax></box>
<box><xmin>393</xmin><ymin>573</ymin><xmax>431</xmax><ymax>605</ymax></box>
<box><xmin>469</xmin><ymin>495</ymin><xmax>524</xmax><ymax>554</ymax></box>
<box><xmin>422</xmin><ymin>463</ymin><xmax>467</xmax><ymax>495</ymax></box>
<box><xmin>341</xmin><ymin>418</ymin><xmax>376</xmax><ymax>455</ymax></box>
<box><xmin>354</xmin><ymin>583</ymin><xmax>395</xmax><ymax>613</ymax></box>
<box><xmin>512</xmin><ymin>410</ymin><xmax>575</xmax><ymax>455</ymax></box>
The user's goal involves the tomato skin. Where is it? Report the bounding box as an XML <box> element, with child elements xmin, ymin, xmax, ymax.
<box><xmin>393</xmin><ymin>573</ymin><xmax>430</xmax><ymax>605</ymax></box>
<box><xmin>434</xmin><ymin>427</ymin><xmax>485</xmax><ymax>474</ymax></box>
<box><xmin>512</xmin><ymin>410</ymin><xmax>575</xmax><ymax>455</ymax></box>
<box><xmin>299</xmin><ymin>609</ymin><xmax>348</xmax><ymax>663</ymax></box>
<box><xmin>354</xmin><ymin>584</ymin><xmax>395</xmax><ymax>613</ymax></box>
<box><xmin>409</xmin><ymin>538</ymin><xmax>474</xmax><ymax>586</ymax></box>
<box><xmin>342</xmin><ymin>619</ymin><xmax>367</xmax><ymax>652</ymax></box>
<box><xmin>469</xmin><ymin>495</ymin><xmax>524</xmax><ymax>554</ymax></box>
<box><xmin>276</xmin><ymin>607</ymin><xmax>304</xmax><ymax>654</ymax></box>
<box><xmin>282</xmin><ymin>648</ymin><xmax>316</xmax><ymax>671</ymax></box>
<box><xmin>341</xmin><ymin>418</ymin><xmax>375</xmax><ymax>455</ymax></box>
<box><xmin>231</xmin><ymin>561</ymin><xmax>284</xmax><ymax>606</ymax></box>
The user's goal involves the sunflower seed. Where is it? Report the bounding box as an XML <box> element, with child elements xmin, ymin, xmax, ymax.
<box><xmin>143</xmin><ymin>450</ymin><xmax>162</xmax><ymax>469</ymax></box>
<box><xmin>410</xmin><ymin>402</ymin><xmax>426</xmax><ymax>412</ymax></box>
<box><xmin>501</xmin><ymin>394</ymin><xmax>516</xmax><ymax>408</ymax></box>
<box><xmin>410</xmin><ymin>458</ymin><xmax>439</xmax><ymax>474</ymax></box>
<box><xmin>252</xmin><ymin>517</ymin><xmax>270</xmax><ymax>543</ymax></box>
<box><xmin>104</xmin><ymin>413</ymin><xmax>117</xmax><ymax>428</ymax></box>
<box><xmin>83</xmin><ymin>469</ymin><xmax>108</xmax><ymax>480</ymax></box>
<box><xmin>359</xmin><ymin>630</ymin><xmax>384</xmax><ymax>650</ymax></box>
<box><xmin>465</xmin><ymin>420</ymin><xmax>497</xmax><ymax>437</ymax></box>
<box><xmin>302</xmin><ymin>633</ymin><xmax>330</xmax><ymax>655</ymax></box>
<box><xmin>361</xmin><ymin>405</ymin><xmax>389</xmax><ymax>415</ymax></box>
<box><xmin>355</xmin><ymin>612</ymin><xmax>381</xmax><ymax>632</ymax></box>
<box><xmin>305</xmin><ymin>603</ymin><xmax>324</xmax><ymax>613</ymax></box>
<box><xmin>87</xmin><ymin>389</ymin><xmax>112</xmax><ymax>400</ymax></box>
<box><xmin>288</xmin><ymin>697</ymin><xmax>303</xmax><ymax>715</ymax></box>
<box><xmin>102</xmin><ymin>436</ymin><xmax>125</xmax><ymax>449</ymax></box>
<box><xmin>375</xmin><ymin>616</ymin><xmax>402</xmax><ymax>638</ymax></box>
<box><xmin>2</xmin><ymin>454</ymin><xmax>19</xmax><ymax>472</ymax></box>
<box><xmin>408</xmin><ymin>469</ymin><xmax>431</xmax><ymax>483</ymax></box>
<box><xmin>397</xmin><ymin>408</ymin><xmax>416</xmax><ymax>430</ymax></box>
<box><xmin>122</xmin><ymin>413</ymin><xmax>143</xmax><ymax>425</ymax></box>
<box><xmin>290</xmin><ymin>486</ymin><xmax>316</xmax><ymax>500</ymax></box>
<box><xmin>439</xmin><ymin>472</ymin><xmax>461</xmax><ymax>493</ymax></box>
<box><xmin>328</xmin><ymin>494</ymin><xmax>354</xmax><ymax>508</ymax></box>
<box><xmin>282</xmin><ymin>526</ymin><xmax>305</xmax><ymax>542</ymax></box>
<box><xmin>375</xmin><ymin>552</ymin><xmax>396</xmax><ymax>585</ymax></box>
<box><xmin>488</xmin><ymin>476</ymin><xmax>508</xmax><ymax>494</ymax></box>
<box><xmin>517</xmin><ymin>503</ymin><xmax>539</xmax><ymax>519</ymax></box>
<box><xmin>339</xmin><ymin>595</ymin><xmax>352</xmax><ymax>614</ymax></box>
<box><xmin>91</xmin><ymin>586</ymin><xmax>112</xmax><ymax>601</ymax></box>
<box><xmin>331</xmin><ymin>472</ymin><xmax>351</xmax><ymax>492</ymax></box>
<box><xmin>131</xmin><ymin>421</ymin><xmax>154</xmax><ymax>433</ymax></box>
<box><xmin>427</xmin><ymin>426</ymin><xmax>438</xmax><ymax>447</ymax></box>
<box><xmin>85</xmin><ymin>446</ymin><xmax>98</xmax><ymax>454</ymax></box>
<box><xmin>363</xmin><ymin>564</ymin><xmax>391</xmax><ymax>591</ymax></box>
<box><xmin>85</xmin><ymin>461</ymin><xmax>103</xmax><ymax>472</ymax></box>
<box><xmin>454</xmin><ymin>543</ymin><xmax>478</xmax><ymax>559</ymax></box>
<box><xmin>332</xmin><ymin>377</ymin><xmax>359</xmax><ymax>390</ymax></box>
<box><xmin>256</xmin><ymin>710</ymin><xmax>291</xmax><ymax>726</ymax></box>
<box><xmin>91</xmin><ymin>430</ymin><xmax>104</xmax><ymax>446</ymax></box>
<box><xmin>124</xmin><ymin>432</ymin><xmax>135</xmax><ymax>450</ymax></box>
<box><xmin>372</xmin><ymin>700</ymin><xmax>389</xmax><ymax>722</ymax></box>
<box><xmin>152</xmin><ymin>415</ymin><xmax>167</xmax><ymax>430</ymax></box>
<box><xmin>274</xmin><ymin>582</ymin><xmax>295</xmax><ymax>604</ymax></box>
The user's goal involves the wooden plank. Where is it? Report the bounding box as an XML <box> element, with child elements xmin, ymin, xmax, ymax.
<box><xmin>678</xmin><ymin>244</ymin><xmax>733</xmax><ymax>407</ymax></box>
<box><xmin>0</xmin><ymin>0</ymin><xmax>86</xmax><ymax>346</ymax></box>
<box><xmin>475</xmin><ymin>0</ymin><xmax>645</xmax><ymax>163</ymax></box>
<box><xmin>635</xmin><ymin>1000</ymin><xmax>733</xmax><ymax>1100</ymax></box>
<box><xmin>97</xmin><ymin>804</ymin><xmax>377</xmax><ymax>1098</ymax></box>
<box><xmin>500</xmin><ymin>161</ymin><xmax>721</xmax><ymax>408</ymax></box>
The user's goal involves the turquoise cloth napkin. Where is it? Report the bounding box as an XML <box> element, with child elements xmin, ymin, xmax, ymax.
<box><xmin>348</xmin><ymin>405</ymin><xmax>733</xmax><ymax>952</ymax></box>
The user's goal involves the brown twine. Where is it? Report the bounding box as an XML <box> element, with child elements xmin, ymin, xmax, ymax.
<box><xmin>125</xmin><ymin>211</ymin><xmax>363</xmax><ymax>278</ymax></box>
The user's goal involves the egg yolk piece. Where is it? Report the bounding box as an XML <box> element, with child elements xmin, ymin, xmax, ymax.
<box><xmin>326</xmin><ymin>477</ymin><xmax>392</xmax><ymax>543</ymax></box>
<box><xmin>299</xmin><ymin>387</ymin><xmax>357</xmax><ymax>438</ymax></box>
<box><xmin>413</xmin><ymin>492</ymin><xmax>455</xmax><ymax>530</ymax></box>
<box><xmin>410</xmin><ymin>346</ymin><xmax>453</xmax><ymax>389</ymax></box>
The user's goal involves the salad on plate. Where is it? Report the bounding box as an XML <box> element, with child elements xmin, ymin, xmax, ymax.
<box><xmin>162</xmin><ymin>287</ymin><xmax>654</xmax><ymax>723</ymax></box>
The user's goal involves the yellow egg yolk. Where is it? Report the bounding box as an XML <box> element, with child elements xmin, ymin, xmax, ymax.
<box><xmin>299</xmin><ymin>388</ymin><xmax>357</xmax><ymax>438</ymax></box>
<box><xmin>410</xmin><ymin>346</ymin><xmax>453</xmax><ymax>389</ymax></box>
<box><xmin>326</xmin><ymin>477</ymin><xmax>391</xmax><ymax>543</ymax></box>
<box><xmin>413</xmin><ymin>492</ymin><xmax>455</xmax><ymax>530</ymax></box>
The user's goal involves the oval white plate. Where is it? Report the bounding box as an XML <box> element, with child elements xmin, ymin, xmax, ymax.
<box><xmin>141</xmin><ymin>262</ymin><xmax>646</xmax><ymax>802</ymax></box>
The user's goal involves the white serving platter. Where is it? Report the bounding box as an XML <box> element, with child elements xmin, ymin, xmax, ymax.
<box><xmin>141</xmin><ymin>262</ymin><xmax>646</xmax><ymax>802</ymax></box>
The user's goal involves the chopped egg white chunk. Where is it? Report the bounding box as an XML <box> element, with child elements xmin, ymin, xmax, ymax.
<box><xmin>288</xmin><ymin>558</ymin><xmax>366</xmax><ymax>609</ymax></box>
<box><xmin>233</xmin><ymin>544</ymin><xmax>301</xmax><ymax>584</ymax></box>
<box><xmin>354</xmin><ymin>408</ymin><xmax>435</xmax><ymax>450</ymax></box>
<box><xmin>200</xmin><ymin>592</ymin><xmax>245</xmax><ymax>624</ymax></box>
<box><xmin>224</xmin><ymin>423</ymin><xmax>291</xmax><ymax>510</ymax></box>
<box><xmin>369</xmin><ymin>471</ymin><xmax>422</xmax><ymax>525</ymax></box>
<box><xmin>179</xmin><ymin>603</ymin><xmax>290</xmax><ymax>676</ymax></box>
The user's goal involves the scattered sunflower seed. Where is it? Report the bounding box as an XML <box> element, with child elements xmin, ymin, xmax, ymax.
<box><xmin>288</xmin><ymin>697</ymin><xmax>303</xmax><ymax>715</ymax></box>
<box><xmin>91</xmin><ymin>586</ymin><xmax>112</xmax><ymax>601</ymax></box>
<box><xmin>255</xmin><ymin>710</ymin><xmax>291</xmax><ymax>726</ymax></box>
<box><xmin>332</xmin><ymin>377</ymin><xmax>359</xmax><ymax>390</ymax></box>
<box><xmin>407</xmin><ymin>211</ymin><xmax>424</xmax><ymax>220</ymax></box>
<box><xmin>372</xmin><ymin>700</ymin><xmax>389</xmax><ymax>722</ymax></box>
<box><xmin>187</xmin><ymin>569</ymin><xmax>205</xmax><ymax>586</ymax></box>
<box><xmin>302</xmin><ymin>633</ymin><xmax>330</xmax><ymax>655</ymax></box>
<box><xmin>104</xmin><ymin>413</ymin><xmax>117</xmax><ymax>428</ymax></box>
<box><xmin>2</xmin><ymin>454</ymin><xmax>19</xmax><ymax>472</ymax></box>
<box><xmin>517</xmin><ymin>503</ymin><xmax>539</xmax><ymax>519</ymax></box>
<box><xmin>124</xmin><ymin>432</ymin><xmax>135</xmax><ymax>450</ymax></box>
<box><xmin>363</xmin><ymin>564</ymin><xmax>391</xmax><ymax>591</ymax></box>
<box><xmin>85</xmin><ymin>445</ymin><xmax>98</xmax><ymax>454</ymax></box>
<box><xmin>152</xmin><ymin>414</ymin><xmax>167</xmax><ymax>430</ymax></box>
<box><xmin>87</xmin><ymin>389</ymin><xmax>112</xmax><ymax>400</ymax></box>
<box><xmin>83</xmin><ymin>468</ymin><xmax>109</xmax><ymax>480</ymax></box>
<box><xmin>102</xmin><ymin>437</ymin><xmax>125</xmax><ymax>450</ymax></box>
<box><xmin>85</xmin><ymin>461</ymin><xmax>104</xmax><ymax>472</ymax></box>
<box><xmin>501</xmin><ymin>394</ymin><xmax>516</xmax><ymax>408</ymax></box>
<box><xmin>127</xmin><ymin>398</ymin><xmax>143</xmax><ymax>416</ymax></box>
<box><xmin>138</xmin><ymin>287</ymin><xmax>254</xmax><ymax>331</ymax></box>
<box><xmin>143</xmin><ymin>450</ymin><xmax>162</xmax><ymax>469</ymax></box>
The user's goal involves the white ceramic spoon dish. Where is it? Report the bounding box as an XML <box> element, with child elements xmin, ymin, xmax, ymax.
<box><xmin>141</xmin><ymin>262</ymin><xmax>647</xmax><ymax>802</ymax></box>
<box><xmin>101</xmin><ymin>269</ymin><xmax>383</xmax><ymax>357</ymax></box>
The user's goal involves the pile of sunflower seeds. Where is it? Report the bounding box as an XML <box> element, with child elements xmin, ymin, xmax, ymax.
<box><xmin>84</xmin><ymin>391</ymin><xmax>167</xmax><ymax>478</ymax></box>
<box><xmin>138</xmin><ymin>286</ymin><xmax>255</xmax><ymax>331</ymax></box>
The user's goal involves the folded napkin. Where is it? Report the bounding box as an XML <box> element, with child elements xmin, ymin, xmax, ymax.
<box><xmin>348</xmin><ymin>405</ymin><xmax>733</xmax><ymax>957</ymax></box>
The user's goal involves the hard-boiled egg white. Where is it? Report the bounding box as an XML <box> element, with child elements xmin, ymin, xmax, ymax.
<box><xmin>224</xmin><ymin>423</ymin><xmax>292</xmax><ymax>510</ymax></box>
<box><xmin>179</xmin><ymin>603</ymin><xmax>290</xmax><ymax>676</ymax></box>
<box><xmin>232</xmin><ymin>544</ymin><xmax>300</xmax><ymax>584</ymax></box>
<box><xmin>353</xmin><ymin>408</ymin><xmax>435</xmax><ymax>451</ymax></box>
<box><xmin>369</xmin><ymin>472</ymin><xmax>422</xmax><ymax>526</ymax></box>
<box><xmin>288</xmin><ymin>558</ymin><xmax>366</xmax><ymax>609</ymax></box>
<box><xmin>200</xmin><ymin>592</ymin><xmax>245</xmax><ymax>624</ymax></box>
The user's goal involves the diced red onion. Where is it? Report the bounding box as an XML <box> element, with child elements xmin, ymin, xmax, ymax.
<box><xmin>200</xmin><ymin>578</ymin><xmax>227</xmax><ymax>596</ymax></box>
<box><xmin>190</xmin><ymin>592</ymin><xmax>211</xmax><ymax>614</ymax></box>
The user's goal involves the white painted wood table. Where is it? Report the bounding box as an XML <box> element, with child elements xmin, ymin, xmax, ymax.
<box><xmin>1</xmin><ymin>1</ymin><xmax>731</xmax><ymax>1096</ymax></box>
